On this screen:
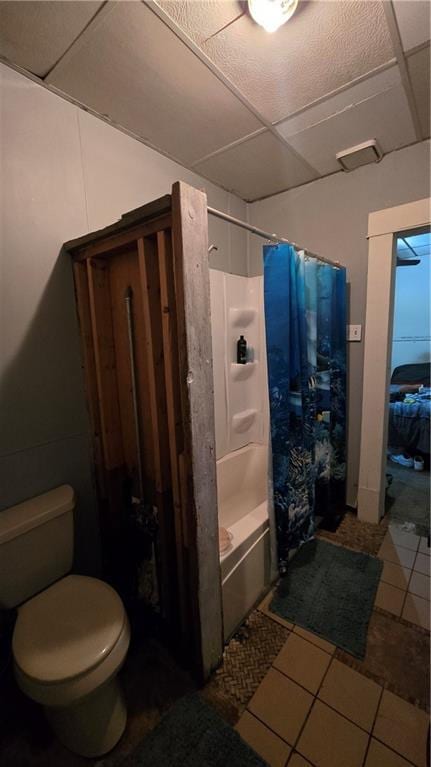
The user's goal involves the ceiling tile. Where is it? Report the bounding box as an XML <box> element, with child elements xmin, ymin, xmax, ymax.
<box><xmin>46</xmin><ymin>1</ymin><xmax>261</xmax><ymax>165</ymax></box>
<box><xmin>405</xmin><ymin>232</ymin><xmax>431</xmax><ymax>249</ymax></box>
<box><xmin>201</xmin><ymin>1</ymin><xmax>394</xmax><ymax>123</ymax></box>
<box><xmin>413</xmin><ymin>245</ymin><xmax>431</xmax><ymax>256</ymax></box>
<box><xmin>407</xmin><ymin>45</ymin><xmax>431</xmax><ymax>138</ymax></box>
<box><xmin>194</xmin><ymin>131</ymin><xmax>318</xmax><ymax>201</ymax></box>
<box><xmin>0</xmin><ymin>1</ymin><xmax>103</xmax><ymax>77</ymax></box>
<box><xmin>393</xmin><ymin>0</ymin><xmax>431</xmax><ymax>52</ymax></box>
<box><xmin>276</xmin><ymin>74</ymin><xmax>416</xmax><ymax>176</ymax></box>
<box><xmin>276</xmin><ymin>66</ymin><xmax>401</xmax><ymax>137</ymax></box>
<box><xmin>155</xmin><ymin>0</ymin><xmax>245</xmax><ymax>46</ymax></box>
<box><xmin>276</xmin><ymin>66</ymin><xmax>416</xmax><ymax>174</ymax></box>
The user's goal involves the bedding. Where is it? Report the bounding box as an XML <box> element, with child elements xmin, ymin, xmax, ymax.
<box><xmin>388</xmin><ymin>364</ymin><xmax>430</xmax><ymax>454</ymax></box>
<box><xmin>388</xmin><ymin>386</ymin><xmax>431</xmax><ymax>455</ymax></box>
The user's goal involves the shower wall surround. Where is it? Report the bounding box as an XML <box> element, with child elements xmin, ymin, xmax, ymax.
<box><xmin>209</xmin><ymin>270</ymin><xmax>269</xmax><ymax>460</ymax></box>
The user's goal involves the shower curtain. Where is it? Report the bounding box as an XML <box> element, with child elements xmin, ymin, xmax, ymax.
<box><xmin>264</xmin><ymin>244</ymin><xmax>346</xmax><ymax>571</ymax></box>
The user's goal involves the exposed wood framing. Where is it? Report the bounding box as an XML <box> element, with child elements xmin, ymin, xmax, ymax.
<box><xmin>64</xmin><ymin>185</ymin><xmax>223</xmax><ymax>681</ymax></box>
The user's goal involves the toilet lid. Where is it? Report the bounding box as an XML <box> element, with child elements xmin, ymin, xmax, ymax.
<box><xmin>13</xmin><ymin>575</ymin><xmax>126</xmax><ymax>683</ymax></box>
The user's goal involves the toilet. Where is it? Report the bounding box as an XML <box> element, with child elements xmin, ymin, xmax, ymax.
<box><xmin>0</xmin><ymin>485</ymin><xmax>130</xmax><ymax>758</ymax></box>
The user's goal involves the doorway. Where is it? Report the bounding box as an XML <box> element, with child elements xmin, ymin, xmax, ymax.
<box><xmin>385</xmin><ymin>229</ymin><xmax>430</xmax><ymax>536</ymax></box>
<box><xmin>358</xmin><ymin>198</ymin><xmax>431</xmax><ymax>525</ymax></box>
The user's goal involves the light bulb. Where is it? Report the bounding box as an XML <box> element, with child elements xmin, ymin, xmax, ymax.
<box><xmin>248</xmin><ymin>0</ymin><xmax>298</xmax><ymax>33</ymax></box>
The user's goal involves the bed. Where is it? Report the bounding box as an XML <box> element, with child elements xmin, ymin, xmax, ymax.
<box><xmin>388</xmin><ymin>363</ymin><xmax>431</xmax><ymax>455</ymax></box>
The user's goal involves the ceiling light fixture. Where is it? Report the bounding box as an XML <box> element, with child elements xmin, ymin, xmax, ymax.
<box><xmin>248</xmin><ymin>0</ymin><xmax>299</xmax><ymax>33</ymax></box>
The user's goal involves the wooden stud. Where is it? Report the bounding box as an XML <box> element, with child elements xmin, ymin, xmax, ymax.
<box><xmin>171</xmin><ymin>181</ymin><xmax>223</xmax><ymax>681</ymax></box>
<box><xmin>137</xmin><ymin>236</ymin><xmax>170</xmax><ymax>493</ymax></box>
<box><xmin>72</xmin><ymin>261</ymin><xmax>105</xmax><ymax>496</ymax></box>
<box><xmin>64</xmin><ymin>195</ymin><xmax>172</xmax><ymax>254</ymax></box>
<box><xmin>157</xmin><ymin>229</ymin><xmax>189</xmax><ymax>641</ymax></box>
<box><xmin>85</xmin><ymin>258</ymin><xmax>129</xmax><ymax>570</ymax></box>
<box><xmin>73</xmin><ymin>215</ymin><xmax>171</xmax><ymax>262</ymax></box>
<box><xmin>87</xmin><ymin>258</ymin><xmax>124</xmax><ymax>471</ymax></box>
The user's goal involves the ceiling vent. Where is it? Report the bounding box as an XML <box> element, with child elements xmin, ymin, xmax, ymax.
<box><xmin>336</xmin><ymin>140</ymin><xmax>383</xmax><ymax>171</ymax></box>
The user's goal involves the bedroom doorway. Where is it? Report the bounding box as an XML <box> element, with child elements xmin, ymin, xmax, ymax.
<box><xmin>385</xmin><ymin>229</ymin><xmax>430</xmax><ymax>538</ymax></box>
<box><xmin>358</xmin><ymin>197</ymin><xmax>431</xmax><ymax>525</ymax></box>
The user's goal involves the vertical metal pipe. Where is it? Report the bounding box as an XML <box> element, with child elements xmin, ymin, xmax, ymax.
<box><xmin>125</xmin><ymin>286</ymin><xmax>144</xmax><ymax>500</ymax></box>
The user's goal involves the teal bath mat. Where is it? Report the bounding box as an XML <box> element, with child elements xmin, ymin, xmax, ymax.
<box><xmin>125</xmin><ymin>694</ymin><xmax>268</xmax><ymax>767</ymax></box>
<box><xmin>270</xmin><ymin>538</ymin><xmax>383</xmax><ymax>659</ymax></box>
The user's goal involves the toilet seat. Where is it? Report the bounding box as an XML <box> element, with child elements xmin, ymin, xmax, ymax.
<box><xmin>13</xmin><ymin>575</ymin><xmax>130</xmax><ymax>707</ymax></box>
<box><xmin>14</xmin><ymin>574</ymin><xmax>126</xmax><ymax>682</ymax></box>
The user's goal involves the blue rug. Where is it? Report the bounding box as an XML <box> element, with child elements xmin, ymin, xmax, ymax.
<box><xmin>125</xmin><ymin>694</ymin><xmax>268</xmax><ymax>767</ymax></box>
<box><xmin>270</xmin><ymin>538</ymin><xmax>383</xmax><ymax>659</ymax></box>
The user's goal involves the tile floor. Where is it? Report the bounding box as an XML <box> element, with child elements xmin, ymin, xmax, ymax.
<box><xmin>2</xmin><ymin>520</ymin><xmax>428</xmax><ymax>767</ymax></box>
<box><xmin>376</xmin><ymin>526</ymin><xmax>430</xmax><ymax>629</ymax></box>
<box><xmin>237</xmin><ymin>604</ymin><xmax>430</xmax><ymax>767</ymax></box>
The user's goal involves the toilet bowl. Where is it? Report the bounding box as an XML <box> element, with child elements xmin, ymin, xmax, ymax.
<box><xmin>0</xmin><ymin>486</ymin><xmax>131</xmax><ymax>757</ymax></box>
<box><xmin>13</xmin><ymin>574</ymin><xmax>130</xmax><ymax>757</ymax></box>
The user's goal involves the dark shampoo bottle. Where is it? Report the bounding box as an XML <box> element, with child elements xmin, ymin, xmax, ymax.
<box><xmin>237</xmin><ymin>335</ymin><xmax>247</xmax><ymax>364</ymax></box>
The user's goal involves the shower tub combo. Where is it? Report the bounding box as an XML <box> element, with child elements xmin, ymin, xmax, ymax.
<box><xmin>217</xmin><ymin>443</ymin><xmax>271</xmax><ymax>640</ymax></box>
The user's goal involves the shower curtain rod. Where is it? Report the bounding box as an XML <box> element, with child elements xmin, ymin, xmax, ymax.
<box><xmin>207</xmin><ymin>206</ymin><xmax>341</xmax><ymax>269</ymax></box>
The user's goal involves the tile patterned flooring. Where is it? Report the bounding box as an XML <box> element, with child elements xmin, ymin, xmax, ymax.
<box><xmin>1</xmin><ymin>521</ymin><xmax>429</xmax><ymax>767</ymax></box>
<box><xmin>316</xmin><ymin>510</ymin><xmax>388</xmax><ymax>556</ymax></box>
<box><xmin>204</xmin><ymin>609</ymin><xmax>290</xmax><ymax>716</ymax></box>
<box><xmin>233</xmin><ymin>523</ymin><xmax>430</xmax><ymax>767</ymax></box>
<box><xmin>235</xmin><ymin>575</ymin><xmax>430</xmax><ymax>767</ymax></box>
<box><xmin>376</xmin><ymin>527</ymin><xmax>430</xmax><ymax>629</ymax></box>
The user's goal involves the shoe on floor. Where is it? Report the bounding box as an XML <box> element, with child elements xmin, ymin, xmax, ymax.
<box><xmin>414</xmin><ymin>455</ymin><xmax>424</xmax><ymax>471</ymax></box>
<box><xmin>389</xmin><ymin>453</ymin><xmax>414</xmax><ymax>468</ymax></box>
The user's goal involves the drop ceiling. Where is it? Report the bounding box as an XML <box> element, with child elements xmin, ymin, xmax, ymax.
<box><xmin>397</xmin><ymin>230</ymin><xmax>431</xmax><ymax>259</ymax></box>
<box><xmin>0</xmin><ymin>0</ymin><xmax>429</xmax><ymax>201</ymax></box>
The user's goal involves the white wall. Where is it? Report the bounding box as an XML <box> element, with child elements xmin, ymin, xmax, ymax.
<box><xmin>392</xmin><ymin>254</ymin><xmax>430</xmax><ymax>371</ymax></box>
<box><xmin>249</xmin><ymin>139</ymin><xmax>431</xmax><ymax>507</ymax></box>
<box><xmin>0</xmin><ymin>63</ymin><xmax>248</xmax><ymax>573</ymax></box>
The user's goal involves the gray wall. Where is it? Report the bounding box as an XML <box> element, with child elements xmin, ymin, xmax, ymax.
<box><xmin>0</xmin><ymin>63</ymin><xmax>247</xmax><ymax>574</ymax></box>
<box><xmin>2</xmin><ymin>57</ymin><xmax>427</xmax><ymax>566</ymax></box>
<box><xmin>249</xmin><ymin>139</ymin><xmax>431</xmax><ymax>507</ymax></box>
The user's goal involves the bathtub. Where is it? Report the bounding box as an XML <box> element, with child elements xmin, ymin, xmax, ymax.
<box><xmin>217</xmin><ymin>443</ymin><xmax>271</xmax><ymax>641</ymax></box>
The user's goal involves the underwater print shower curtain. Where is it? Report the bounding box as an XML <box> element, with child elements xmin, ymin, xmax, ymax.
<box><xmin>264</xmin><ymin>244</ymin><xmax>346</xmax><ymax>570</ymax></box>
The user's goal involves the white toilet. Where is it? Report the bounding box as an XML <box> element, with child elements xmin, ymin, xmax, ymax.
<box><xmin>0</xmin><ymin>485</ymin><xmax>130</xmax><ymax>758</ymax></box>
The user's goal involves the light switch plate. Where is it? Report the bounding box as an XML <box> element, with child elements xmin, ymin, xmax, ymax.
<box><xmin>347</xmin><ymin>324</ymin><xmax>362</xmax><ymax>341</ymax></box>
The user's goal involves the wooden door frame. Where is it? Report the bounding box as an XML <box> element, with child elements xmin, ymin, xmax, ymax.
<box><xmin>171</xmin><ymin>184</ymin><xmax>223</xmax><ymax>678</ymax></box>
<box><xmin>358</xmin><ymin>198</ymin><xmax>431</xmax><ymax>524</ymax></box>
<box><xmin>64</xmin><ymin>181</ymin><xmax>223</xmax><ymax>682</ymax></box>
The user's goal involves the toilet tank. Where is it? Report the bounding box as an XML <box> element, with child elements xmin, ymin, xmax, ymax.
<box><xmin>0</xmin><ymin>485</ymin><xmax>75</xmax><ymax>609</ymax></box>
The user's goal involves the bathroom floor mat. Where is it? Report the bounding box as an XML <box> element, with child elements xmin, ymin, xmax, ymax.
<box><xmin>270</xmin><ymin>538</ymin><xmax>383</xmax><ymax>659</ymax></box>
<box><xmin>123</xmin><ymin>693</ymin><xmax>267</xmax><ymax>767</ymax></box>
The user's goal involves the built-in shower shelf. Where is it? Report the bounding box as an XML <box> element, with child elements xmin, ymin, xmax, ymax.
<box><xmin>230</xmin><ymin>361</ymin><xmax>258</xmax><ymax>381</ymax></box>
<box><xmin>232</xmin><ymin>409</ymin><xmax>258</xmax><ymax>433</ymax></box>
<box><xmin>229</xmin><ymin>307</ymin><xmax>256</xmax><ymax>328</ymax></box>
